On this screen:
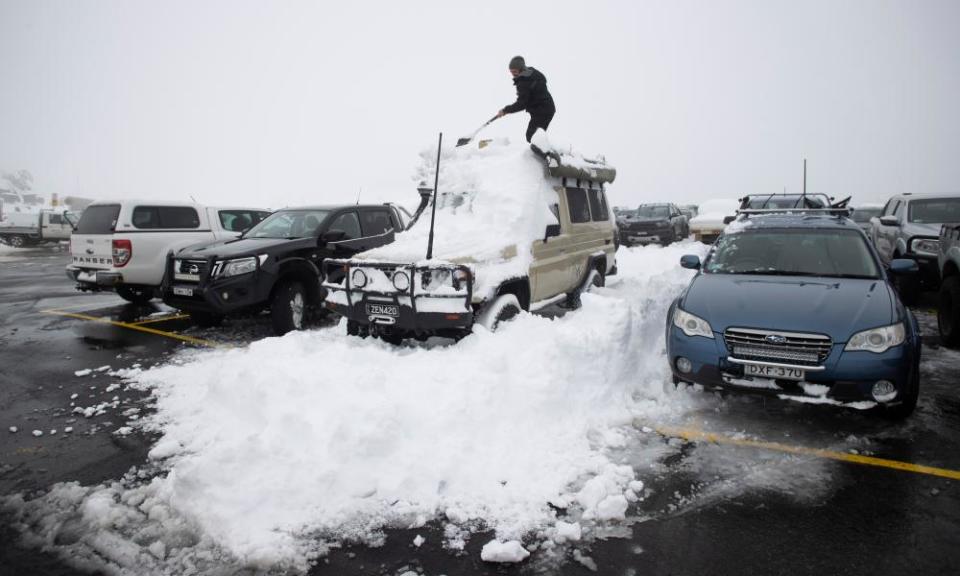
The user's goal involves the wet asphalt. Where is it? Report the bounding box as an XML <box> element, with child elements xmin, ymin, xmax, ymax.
<box><xmin>0</xmin><ymin>246</ymin><xmax>958</xmax><ymax>576</ymax></box>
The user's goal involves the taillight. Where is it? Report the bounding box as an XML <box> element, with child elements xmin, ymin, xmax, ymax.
<box><xmin>112</xmin><ymin>239</ymin><xmax>132</xmax><ymax>267</ymax></box>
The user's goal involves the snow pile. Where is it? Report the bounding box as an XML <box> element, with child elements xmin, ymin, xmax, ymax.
<box><xmin>4</xmin><ymin>244</ymin><xmax>707</xmax><ymax>574</ymax></box>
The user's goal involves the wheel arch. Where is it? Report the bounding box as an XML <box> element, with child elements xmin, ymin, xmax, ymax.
<box><xmin>943</xmin><ymin>259</ymin><xmax>960</xmax><ymax>281</ymax></box>
<box><xmin>494</xmin><ymin>277</ymin><xmax>531</xmax><ymax>311</ymax></box>
<box><xmin>273</xmin><ymin>259</ymin><xmax>322</xmax><ymax>304</ymax></box>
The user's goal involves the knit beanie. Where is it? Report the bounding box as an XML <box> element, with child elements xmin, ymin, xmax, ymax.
<box><xmin>508</xmin><ymin>56</ymin><xmax>526</xmax><ymax>71</ymax></box>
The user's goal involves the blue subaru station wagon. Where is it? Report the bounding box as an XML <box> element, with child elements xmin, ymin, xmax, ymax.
<box><xmin>666</xmin><ymin>208</ymin><xmax>922</xmax><ymax>418</ymax></box>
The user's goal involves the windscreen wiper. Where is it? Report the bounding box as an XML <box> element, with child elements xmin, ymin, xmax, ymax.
<box><xmin>727</xmin><ymin>270</ymin><xmax>823</xmax><ymax>277</ymax></box>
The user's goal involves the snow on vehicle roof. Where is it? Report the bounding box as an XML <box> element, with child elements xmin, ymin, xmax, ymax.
<box><xmin>362</xmin><ymin>137</ymin><xmax>614</xmax><ymax>267</ymax></box>
<box><xmin>689</xmin><ymin>198</ymin><xmax>738</xmax><ymax>225</ymax></box>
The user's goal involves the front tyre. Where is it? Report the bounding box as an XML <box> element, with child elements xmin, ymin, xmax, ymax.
<box><xmin>271</xmin><ymin>281</ymin><xmax>306</xmax><ymax>336</ymax></box>
<box><xmin>564</xmin><ymin>264</ymin><xmax>605</xmax><ymax>309</ymax></box>
<box><xmin>938</xmin><ymin>275</ymin><xmax>960</xmax><ymax>348</ymax></box>
<box><xmin>477</xmin><ymin>294</ymin><xmax>522</xmax><ymax>332</ymax></box>
<box><xmin>116</xmin><ymin>286</ymin><xmax>154</xmax><ymax>304</ymax></box>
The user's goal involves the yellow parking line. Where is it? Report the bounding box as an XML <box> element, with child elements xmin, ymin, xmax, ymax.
<box><xmin>41</xmin><ymin>309</ymin><xmax>223</xmax><ymax>348</ymax></box>
<box><xmin>128</xmin><ymin>314</ymin><xmax>191</xmax><ymax>326</ymax></box>
<box><xmin>651</xmin><ymin>423</ymin><xmax>960</xmax><ymax>481</ymax></box>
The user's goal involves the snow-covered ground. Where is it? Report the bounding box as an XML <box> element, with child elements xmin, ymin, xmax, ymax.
<box><xmin>4</xmin><ymin>243</ymin><xmax>715</xmax><ymax>574</ymax></box>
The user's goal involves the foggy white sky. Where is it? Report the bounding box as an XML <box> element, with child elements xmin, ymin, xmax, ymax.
<box><xmin>1</xmin><ymin>0</ymin><xmax>958</xmax><ymax>209</ymax></box>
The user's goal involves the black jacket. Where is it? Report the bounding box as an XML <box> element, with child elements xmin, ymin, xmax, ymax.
<box><xmin>503</xmin><ymin>67</ymin><xmax>555</xmax><ymax>117</ymax></box>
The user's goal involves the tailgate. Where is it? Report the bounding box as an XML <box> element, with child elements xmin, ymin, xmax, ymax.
<box><xmin>70</xmin><ymin>234</ymin><xmax>115</xmax><ymax>269</ymax></box>
<box><xmin>71</xmin><ymin>204</ymin><xmax>122</xmax><ymax>269</ymax></box>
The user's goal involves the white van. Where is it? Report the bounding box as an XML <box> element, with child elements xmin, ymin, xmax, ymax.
<box><xmin>67</xmin><ymin>200</ymin><xmax>270</xmax><ymax>303</ymax></box>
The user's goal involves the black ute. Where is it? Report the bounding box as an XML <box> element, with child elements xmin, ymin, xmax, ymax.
<box><xmin>162</xmin><ymin>204</ymin><xmax>405</xmax><ymax>335</ymax></box>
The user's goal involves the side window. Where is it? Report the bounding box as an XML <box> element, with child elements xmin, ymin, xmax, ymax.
<box><xmin>893</xmin><ymin>201</ymin><xmax>906</xmax><ymax>220</ymax></box>
<box><xmin>327</xmin><ymin>211</ymin><xmax>361</xmax><ymax>240</ymax></box>
<box><xmin>132</xmin><ymin>206</ymin><xmax>161</xmax><ymax>229</ymax></box>
<box><xmin>48</xmin><ymin>213</ymin><xmax>63</xmax><ymax>225</ymax></box>
<box><xmin>159</xmin><ymin>207</ymin><xmax>200</xmax><ymax>228</ymax></box>
<box><xmin>132</xmin><ymin>206</ymin><xmax>200</xmax><ymax>229</ymax></box>
<box><xmin>360</xmin><ymin>210</ymin><xmax>394</xmax><ymax>236</ymax></box>
<box><xmin>883</xmin><ymin>200</ymin><xmax>898</xmax><ymax>217</ymax></box>
<box><xmin>566</xmin><ymin>188</ymin><xmax>591</xmax><ymax>224</ymax></box>
<box><xmin>587</xmin><ymin>189</ymin><xmax>609</xmax><ymax>222</ymax></box>
<box><xmin>219</xmin><ymin>210</ymin><xmax>268</xmax><ymax>232</ymax></box>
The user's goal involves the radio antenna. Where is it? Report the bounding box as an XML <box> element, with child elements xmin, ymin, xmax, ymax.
<box><xmin>356</xmin><ymin>187</ymin><xmax>362</xmax><ymax>205</ymax></box>
<box><xmin>426</xmin><ymin>132</ymin><xmax>443</xmax><ymax>260</ymax></box>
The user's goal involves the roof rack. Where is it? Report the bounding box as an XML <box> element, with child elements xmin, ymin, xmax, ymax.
<box><xmin>737</xmin><ymin>207</ymin><xmax>852</xmax><ymax>216</ymax></box>
<box><xmin>732</xmin><ymin>195</ymin><xmax>853</xmax><ymax>221</ymax></box>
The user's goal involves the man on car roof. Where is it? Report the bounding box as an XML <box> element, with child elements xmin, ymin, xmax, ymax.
<box><xmin>496</xmin><ymin>56</ymin><xmax>556</xmax><ymax>143</ymax></box>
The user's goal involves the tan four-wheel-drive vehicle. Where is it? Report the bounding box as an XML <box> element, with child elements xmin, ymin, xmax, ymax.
<box><xmin>323</xmin><ymin>136</ymin><xmax>618</xmax><ymax>344</ymax></box>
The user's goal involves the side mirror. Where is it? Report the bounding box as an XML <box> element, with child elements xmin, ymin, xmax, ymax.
<box><xmin>544</xmin><ymin>224</ymin><xmax>561</xmax><ymax>242</ymax></box>
<box><xmin>879</xmin><ymin>215</ymin><xmax>898</xmax><ymax>227</ymax></box>
<box><xmin>723</xmin><ymin>216</ymin><xmax>736</xmax><ymax>225</ymax></box>
<box><xmin>323</xmin><ymin>230</ymin><xmax>347</xmax><ymax>243</ymax></box>
<box><xmin>680</xmin><ymin>254</ymin><xmax>701</xmax><ymax>270</ymax></box>
<box><xmin>889</xmin><ymin>258</ymin><xmax>919</xmax><ymax>275</ymax></box>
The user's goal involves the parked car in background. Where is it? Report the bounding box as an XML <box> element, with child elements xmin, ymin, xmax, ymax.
<box><xmin>66</xmin><ymin>200</ymin><xmax>270</xmax><ymax>303</ymax></box>
<box><xmin>678</xmin><ymin>204</ymin><xmax>699</xmax><ymax>220</ymax></box>
<box><xmin>938</xmin><ymin>223</ymin><xmax>960</xmax><ymax>347</ymax></box>
<box><xmin>850</xmin><ymin>203</ymin><xmax>883</xmax><ymax>233</ymax></box>
<box><xmin>667</xmin><ymin>208</ymin><xmax>922</xmax><ymax>418</ymax></box>
<box><xmin>0</xmin><ymin>208</ymin><xmax>79</xmax><ymax>247</ymax></box>
<box><xmin>689</xmin><ymin>198</ymin><xmax>738</xmax><ymax>243</ymax></box>
<box><xmin>163</xmin><ymin>203</ymin><xmax>410</xmax><ymax>335</ymax></box>
<box><xmin>868</xmin><ymin>193</ymin><xmax>960</xmax><ymax>304</ymax></box>
<box><xmin>618</xmin><ymin>203</ymin><xmax>688</xmax><ymax>246</ymax></box>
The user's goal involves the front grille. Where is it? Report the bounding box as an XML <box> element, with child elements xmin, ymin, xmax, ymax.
<box><xmin>724</xmin><ymin>328</ymin><xmax>832</xmax><ymax>367</ymax></box>
<box><xmin>174</xmin><ymin>259</ymin><xmax>208</xmax><ymax>283</ymax></box>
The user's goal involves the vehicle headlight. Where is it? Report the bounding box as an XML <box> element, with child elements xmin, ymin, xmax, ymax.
<box><xmin>672</xmin><ymin>307</ymin><xmax>714</xmax><ymax>339</ymax></box>
<box><xmin>219</xmin><ymin>257</ymin><xmax>257</xmax><ymax>278</ymax></box>
<box><xmin>909</xmin><ymin>238</ymin><xmax>939</xmax><ymax>257</ymax></box>
<box><xmin>845</xmin><ymin>322</ymin><xmax>905</xmax><ymax>354</ymax></box>
<box><xmin>351</xmin><ymin>268</ymin><xmax>368</xmax><ymax>288</ymax></box>
<box><xmin>452</xmin><ymin>268</ymin><xmax>471</xmax><ymax>290</ymax></box>
<box><xmin>392</xmin><ymin>270</ymin><xmax>410</xmax><ymax>291</ymax></box>
<box><xmin>420</xmin><ymin>269</ymin><xmax>451</xmax><ymax>291</ymax></box>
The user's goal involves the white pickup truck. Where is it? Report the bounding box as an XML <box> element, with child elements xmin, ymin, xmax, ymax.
<box><xmin>66</xmin><ymin>200</ymin><xmax>270</xmax><ymax>303</ymax></box>
<box><xmin>0</xmin><ymin>208</ymin><xmax>80</xmax><ymax>247</ymax></box>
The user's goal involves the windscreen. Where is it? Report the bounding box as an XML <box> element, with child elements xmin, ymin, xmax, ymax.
<box><xmin>908</xmin><ymin>198</ymin><xmax>960</xmax><ymax>223</ymax></box>
<box><xmin>851</xmin><ymin>207</ymin><xmax>882</xmax><ymax>223</ymax></box>
<box><xmin>636</xmin><ymin>205</ymin><xmax>669</xmax><ymax>218</ymax></box>
<box><xmin>75</xmin><ymin>205</ymin><xmax>121</xmax><ymax>234</ymax></box>
<box><xmin>705</xmin><ymin>228</ymin><xmax>880</xmax><ymax>279</ymax></box>
<box><xmin>244</xmin><ymin>210</ymin><xmax>330</xmax><ymax>239</ymax></box>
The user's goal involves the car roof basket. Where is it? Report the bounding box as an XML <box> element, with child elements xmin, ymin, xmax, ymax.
<box><xmin>735</xmin><ymin>194</ymin><xmax>852</xmax><ymax>219</ymax></box>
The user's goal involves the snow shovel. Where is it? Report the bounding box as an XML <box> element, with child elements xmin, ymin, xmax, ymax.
<box><xmin>455</xmin><ymin>115</ymin><xmax>499</xmax><ymax>147</ymax></box>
